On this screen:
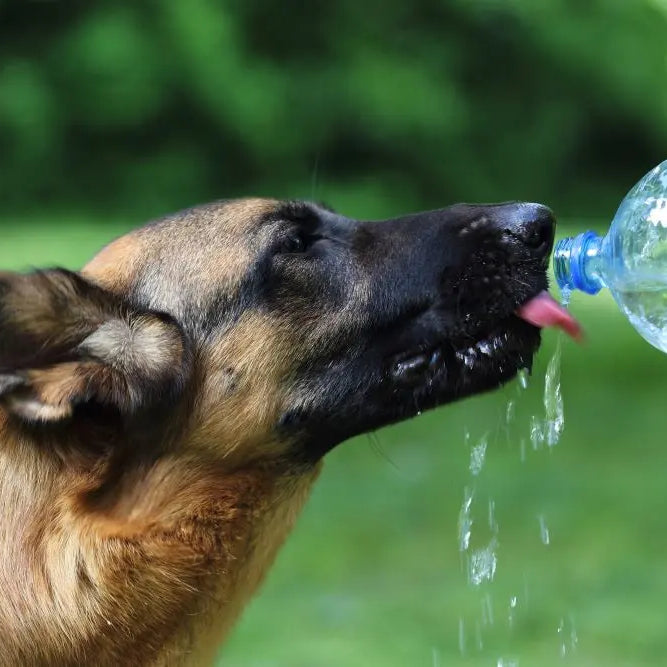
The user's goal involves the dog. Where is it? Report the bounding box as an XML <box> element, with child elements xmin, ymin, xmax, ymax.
<box><xmin>0</xmin><ymin>198</ymin><xmax>571</xmax><ymax>665</ymax></box>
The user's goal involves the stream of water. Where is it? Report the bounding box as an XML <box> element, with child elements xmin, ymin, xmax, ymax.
<box><xmin>455</xmin><ymin>328</ymin><xmax>577</xmax><ymax>664</ymax></box>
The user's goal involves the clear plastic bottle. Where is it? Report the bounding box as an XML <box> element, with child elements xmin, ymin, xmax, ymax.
<box><xmin>553</xmin><ymin>159</ymin><xmax>667</xmax><ymax>353</ymax></box>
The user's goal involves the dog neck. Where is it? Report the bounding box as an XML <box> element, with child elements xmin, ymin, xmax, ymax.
<box><xmin>0</xmin><ymin>419</ymin><xmax>321</xmax><ymax>665</ymax></box>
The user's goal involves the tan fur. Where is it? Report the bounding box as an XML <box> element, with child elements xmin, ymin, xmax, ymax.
<box><xmin>0</xmin><ymin>199</ymin><xmax>324</xmax><ymax>666</ymax></box>
<box><xmin>0</xmin><ymin>429</ymin><xmax>321</xmax><ymax>665</ymax></box>
<box><xmin>191</xmin><ymin>313</ymin><xmax>298</xmax><ymax>464</ymax></box>
<box><xmin>81</xmin><ymin>235</ymin><xmax>144</xmax><ymax>292</ymax></box>
<box><xmin>84</xmin><ymin>199</ymin><xmax>278</xmax><ymax>302</ymax></box>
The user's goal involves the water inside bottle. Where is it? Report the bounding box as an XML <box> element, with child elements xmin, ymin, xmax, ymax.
<box><xmin>613</xmin><ymin>278</ymin><xmax>667</xmax><ymax>354</ymax></box>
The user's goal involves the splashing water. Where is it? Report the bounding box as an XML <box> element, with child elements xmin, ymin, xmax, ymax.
<box><xmin>539</xmin><ymin>286</ymin><xmax>572</xmax><ymax>448</ymax></box>
<box><xmin>530</xmin><ymin>415</ymin><xmax>545</xmax><ymax>450</ymax></box>
<box><xmin>543</xmin><ymin>337</ymin><xmax>564</xmax><ymax>447</ymax></box>
<box><xmin>470</xmin><ymin>434</ymin><xmax>488</xmax><ymax>476</ymax></box>
<box><xmin>455</xmin><ymin>331</ymin><xmax>573</xmax><ymax>661</ymax></box>
<box><xmin>469</xmin><ymin>538</ymin><xmax>498</xmax><ymax>586</ymax></box>
<box><xmin>505</xmin><ymin>399</ymin><xmax>516</xmax><ymax>426</ymax></box>
<box><xmin>508</xmin><ymin>595</ymin><xmax>518</xmax><ymax>629</ymax></box>
<box><xmin>527</xmin><ymin>336</ymin><xmax>565</xmax><ymax>450</ymax></box>
<box><xmin>560</xmin><ymin>286</ymin><xmax>572</xmax><ymax>308</ymax></box>
<box><xmin>458</xmin><ymin>487</ymin><xmax>474</xmax><ymax>552</ymax></box>
<box><xmin>458</xmin><ymin>428</ymin><xmax>501</xmax><ymax>656</ymax></box>
<box><xmin>538</xmin><ymin>514</ymin><xmax>551</xmax><ymax>546</ymax></box>
<box><xmin>557</xmin><ymin>615</ymin><xmax>578</xmax><ymax>657</ymax></box>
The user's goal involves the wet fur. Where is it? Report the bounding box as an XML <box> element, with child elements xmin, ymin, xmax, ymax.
<box><xmin>0</xmin><ymin>198</ymin><xmax>552</xmax><ymax>665</ymax></box>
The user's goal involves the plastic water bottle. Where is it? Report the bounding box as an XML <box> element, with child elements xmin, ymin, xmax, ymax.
<box><xmin>553</xmin><ymin>159</ymin><xmax>667</xmax><ymax>353</ymax></box>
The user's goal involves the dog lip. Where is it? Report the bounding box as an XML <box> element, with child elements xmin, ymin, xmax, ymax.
<box><xmin>452</xmin><ymin>327</ymin><xmax>533</xmax><ymax>373</ymax></box>
<box><xmin>389</xmin><ymin>347</ymin><xmax>448</xmax><ymax>385</ymax></box>
<box><xmin>389</xmin><ymin>311</ymin><xmax>540</xmax><ymax>391</ymax></box>
<box><xmin>389</xmin><ymin>330</ymin><xmax>519</xmax><ymax>388</ymax></box>
<box><xmin>391</xmin><ymin>353</ymin><xmax>428</xmax><ymax>378</ymax></box>
<box><xmin>390</xmin><ymin>350</ymin><xmax>443</xmax><ymax>384</ymax></box>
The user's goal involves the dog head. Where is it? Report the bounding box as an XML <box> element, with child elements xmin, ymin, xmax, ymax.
<box><xmin>0</xmin><ymin>199</ymin><xmax>558</xmax><ymax>467</ymax></box>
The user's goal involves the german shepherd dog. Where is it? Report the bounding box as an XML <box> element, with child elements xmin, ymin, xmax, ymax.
<box><xmin>0</xmin><ymin>199</ymin><xmax>578</xmax><ymax>665</ymax></box>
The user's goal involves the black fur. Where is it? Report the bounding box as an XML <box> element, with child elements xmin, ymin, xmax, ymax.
<box><xmin>264</xmin><ymin>201</ymin><xmax>555</xmax><ymax>456</ymax></box>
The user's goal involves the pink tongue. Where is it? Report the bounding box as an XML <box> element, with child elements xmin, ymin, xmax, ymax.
<box><xmin>516</xmin><ymin>291</ymin><xmax>583</xmax><ymax>341</ymax></box>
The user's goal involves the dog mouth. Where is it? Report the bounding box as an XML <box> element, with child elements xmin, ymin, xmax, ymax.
<box><xmin>390</xmin><ymin>291</ymin><xmax>581</xmax><ymax>395</ymax></box>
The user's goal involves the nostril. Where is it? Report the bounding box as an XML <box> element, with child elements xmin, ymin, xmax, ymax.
<box><xmin>517</xmin><ymin>204</ymin><xmax>555</xmax><ymax>255</ymax></box>
<box><xmin>523</xmin><ymin>218</ymin><xmax>553</xmax><ymax>251</ymax></box>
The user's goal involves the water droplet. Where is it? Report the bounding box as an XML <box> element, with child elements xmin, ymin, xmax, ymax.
<box><xmin>469</xmin><ymin>434</ymin><xmax>488</xmax><ymax>476</ymax></box>
<box><xmin>569</xmin><ymin>614</ymin><xmax>579</xmax><ymax>653</ymax></box>
<box><xmin>560</xmin><ymin>286</ymin><xmax>572</xmax><ymax>307</ymax></box>
<box><xmin>543</xmin><ymin>337</ymin><xmax>564</xmax><ymax>447</ymax></box>
<box><xmin>469</xmin><ymin>538</ymin><xmax>498</xmax><ymax>586</ymax></box>
<box><xmin>497</xmin><ymin>658</ymin><xmax>519</xmax><ymax>667</ymax></box>
<box><xmin>517</xmin><ymin>367</ymin><xmax>529</xmax><ymax>390</ymax></box>
<box><xmin>538</xmin><ymin>514</ymin><xmax>550</xmax><ymax>545</ymax></box>
<box><xmin>458</xmin><ymin>487</ymin><xmax>474</xmax><ymax>552</ymax></box>
<box><xmin>530</xmin><ymin>415</ymin><xmax>545</xmax><ymax>450</ymax></box>
<box><xmin>519</xmin><ymin>437</ymin><xmax>527</xmax><ymax>463</ymax></box>
<box><xmin>477</xmin><ymin>340</ymin><xmax>493</xmax><ymax>356</ymax></box>
<box><xmin>461</xmin><ymin>351</ymin><xmax>475</xmax><ymax>369</ymax></box>
<box><xmin>508</xmin><ymin>595</ymin><xmax>518</xmax><ymax>629</ymax></box>
<box><xmin>505</xmin><ymin>399</ymin><xmax>515</xmax><ymax>425</ymax></box>
<box><xmin>557</xmin><ymin>614</ymin><xmax>578</xmax><ymax>657</ymax></box>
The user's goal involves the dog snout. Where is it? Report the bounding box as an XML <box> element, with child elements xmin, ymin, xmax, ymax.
<box><xmin>488</xmin><ymin>202</ymin><xmax>556</xmax><ymax>263</ymax></box>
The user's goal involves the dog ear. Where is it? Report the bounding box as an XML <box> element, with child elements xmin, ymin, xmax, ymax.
<box><xmin>0</xmin><ymin>269</ymin><xmax>190</xmax><ymax>423</ymax></box>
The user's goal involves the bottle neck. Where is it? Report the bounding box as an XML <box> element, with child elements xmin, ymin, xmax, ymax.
<box><xmin>553</xmin><ymin>231</ymin><xmax>605</xmax><ymax>295</ymax></box>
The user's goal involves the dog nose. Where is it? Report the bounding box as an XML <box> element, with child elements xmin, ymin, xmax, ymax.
<box><xmin>489</xmin><ymin>202</ymin><xmax>555</xmax><ymax>261</ymax></box>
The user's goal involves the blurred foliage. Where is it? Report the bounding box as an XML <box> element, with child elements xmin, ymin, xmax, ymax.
<box><xmin>1</xmin><ymin>0</ymin><xmax>667</xmax><ymax>221</ymax></box>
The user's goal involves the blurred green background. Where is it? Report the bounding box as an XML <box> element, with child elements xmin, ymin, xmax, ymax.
<box><xmin>2</xmin><ymin>1</ymin><xmax>667</xmax><ymax>665</ymax></box>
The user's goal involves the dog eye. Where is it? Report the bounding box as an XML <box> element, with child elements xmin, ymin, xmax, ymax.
<box><xmin>277</xmin><ymin>231</ymin><xmax>309</xmax><ymax>255</ymax></box>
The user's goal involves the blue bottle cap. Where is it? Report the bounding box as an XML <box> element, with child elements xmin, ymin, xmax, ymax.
<box><xmin>553</xmin><ymin>231</ymin><xmax>603</xmax><ymax>295</ymax></box>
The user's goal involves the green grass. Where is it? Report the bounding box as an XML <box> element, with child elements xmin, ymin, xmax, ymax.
<box><xmin>3</xmin><ymin>218</ymin><xmax>667</xmax><ymax>666</ymax></box>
